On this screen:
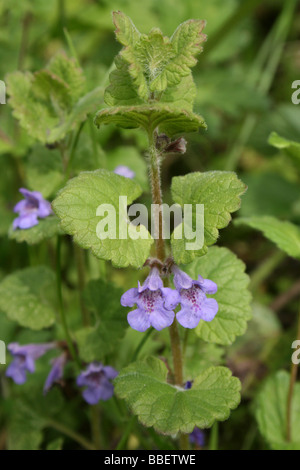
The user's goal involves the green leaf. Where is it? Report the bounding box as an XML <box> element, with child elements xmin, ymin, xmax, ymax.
<box><xmin>256</xmin><ymin>371</ymin><xmax>300</xmax><ymax>450</ymax></box>
<box><xmin>6</xmin><ymin>52</ymin><xmax>92</xmax><ymax>144</ymax></box>
<box><xmin>8</xmin><ymin>400</ymin><xmax>44</xmax><ymax>450</ymax></box>
<box><xmin>95</xmin><ymin>104</ymin><xmax>206</xmax><ymax>137</ymax></box>
<box><xmin>9</xmin><ymin>216</ymin><xmax>61</xmax><ymax>245</ymax></box>
<box><xmin>185</xmin><ymin>246</ymin><xmax>252</xmax><ymax>345</ymax></box>
<box><xmin>98</xmin><ymin>12</ymin><xmax>207</xmax><ymax>135</ymax></box>
<box><xmin>239</xmin><ymin>172</ymin><xmax>300</xmax><ymax>219</ymax></box>
<box><xmin>150</xmin><ymin>19</ymin><xmax>207</xmax><ymax>92</ymax></box>
<box><xmin>52</xmin><ymin>169</ymin><xmax>153</xmax><ymax>268</ymax></box>
<box><xmin>269</xmin><ymin>132</ymin><xmax>300</xmax><ymax>160</ymax></box>
<box><xmin>114</xmin><ymin>356</ymin><xmax>241</xmax><ymax>435</ymax></box>
<box><xmin>75</xmin><ymin>279</ymin><xmax>128</xmax><ymax>362</ymax></box>
<box><xmin>235</xmin><ymin>216</ymin><xmax>300</xmax><ymax>259</ymax></box>
<box><xmin>171</xmin><ymin>171</ymin><xmax>247</xmax><ymax>264</ymax></box>
<box><xmin>0</xmin><ymin>266</ymin><xmax>56</xmax><ymax>330</ymax></box>
<box><xmin>25</xmin><ymin>145</ymin><xmax>64</xmax><ymax>198</ymax></box>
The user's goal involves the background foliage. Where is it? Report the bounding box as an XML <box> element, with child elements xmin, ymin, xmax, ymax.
<box><xmin>0</xmin><ymin>0</ymin><xmax>300</xmax><ymax>450</ymax></box>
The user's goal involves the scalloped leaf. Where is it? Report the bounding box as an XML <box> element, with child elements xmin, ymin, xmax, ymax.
<box><xmin>52</xmin><ymin>169</ymin><xmax>153</xmax><ymax>268</ymax></box>
<box><xmin>95</xmin><ymin>104</ymin><xmax>206</xmax><ymax>137</ymax></box>
<box><xmin>185</xmin><ymin>246</ymin><xmax>252</xmax><ymax>345</ymax></box>
<box><xmin>171</xmin><ymin>171</ymin><xmax>247</xmax><ymax>264</ymax></box>
<box><xmin>114</xmin><ymin>356</ymin><xmax>241</xmax><ymax>435</ymax></box>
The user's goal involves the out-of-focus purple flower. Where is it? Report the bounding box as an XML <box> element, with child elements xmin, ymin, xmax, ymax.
<box><xmin>172</xmin><ymin>266</ymin><xmax>218</xmax><ymax>329</ymax></box>
<box><xmin>121</xmin><ymin>267</ymin><xmax>180</xmax><ymax>332</ymax></box>
<box><xmin>114</xmin><ymin>165</ymin><xmax>135</xmax><ymax>179</ymax></box>
<box><xmin>184</xmin><ymin>380</ymin><xmax>193</xmax><ymax>390</ymax></box>
<box><xmin>77</xmin><ymin>362</ymin><xmax>118</xmax><ymax>405</ymax></box>
<box><xmin>189</xmin><ymin>428</ymin><xmax>205</xmax><ymax>447</ymax></box>
<box><xmin>43</xmin><ymin>353</ymin><xmax>68</xmax><ymax>395</ymax></box>
<box><xmin>13</xmin><ymin>188</ymin><xmax>52</xmax><ymax>230</ymax></box>
<box><xmin>6</xmin><ymin>342</ymin><xmax>55</xmax><ymax>385</ymax></box>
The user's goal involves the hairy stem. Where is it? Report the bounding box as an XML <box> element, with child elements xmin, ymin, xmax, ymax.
<box><xmin>147</xmin><ymin>131</ymin><xmax>183</xmax><ymax>386</ymax></box>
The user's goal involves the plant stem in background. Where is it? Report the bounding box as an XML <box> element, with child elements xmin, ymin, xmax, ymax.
<box><xmin>74</xmin><ymin>244</ymin><xmax>90</xmax><ymax>326</ymax></box>
<box><xmin>249</xmin><ymin>250</ymin><xmax>285</xmax><ymax>293</ymax></box>
<box><xmin>56</xmin><ymin>236</ymin><xmax>81</xmax><ymax>368</ymax></box>
<box><xmin>286</xmin><ymin>304</ymin><xmax>300</xmax><ymax>442</ymax></box>
<box><xmin>47</xmin><ymin>419</ymin><xmax>96</xmax><ymax>450</ymax></box>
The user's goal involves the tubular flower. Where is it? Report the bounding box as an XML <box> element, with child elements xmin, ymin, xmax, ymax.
<box><xmin>121</xmin><ymin>267</ymin><xmax>180</xmax><ymax>332</ymax></box>
<box><xmin>13</xmin><ymin>188</ymin><xmax>52</xmax><ymax>229</ymax></box>
<box><xmin>6</xmin><ymin>342</ymin><xmax>55</xmax><ymax>384</ymax></box>
<box><xmin>77</xmin><ymin>362</ymin><xmax>118</xmax><ymax>405</ymax></box>
<box><xmin>43</xmin><ymin>352</ymin><xmax>68</xmax><ymax>395</ymax></box>
<box><xmin>172</xmin><ymin>266</ymin><xmax>218</xmax><ymax>329</ymax></box>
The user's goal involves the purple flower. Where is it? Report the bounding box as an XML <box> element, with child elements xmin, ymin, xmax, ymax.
<box><xmin>172</xmin><ymin>267</ymin><xmax>218</xmax><ymax>329</ymax></box>
<box><xmin>6</xmin><ymin>342</ymin><xmax>55</xmax><ymax>385</ymax></box>
<box><xmin>121</xmin><ymin>267</ymin><xmax>180</xmax><ymax>332</ymax></box>
<box><xmin>184</xmin><ymin>380</ymin><xmax>193</xmax><ymax>390</ymax></box>
<box><xmin>43</xmin><ymin>353</ymin><xmax>68</xmax><ymax>395</ymax></box>
<box><xmin>77</xmin><ymin>362</ymin><xmax>118</xmax><ymax>405</ymax></box>
<box><xmin>114</xmin><ymin>165</ymin><xmax>135</xmax><ymax>179</ymax></box>
<box><xmin>189</xmin><ymin>428</ymin><xmax>205</xmax><ymax>447</ymax></box>
<box><xmin>13</xmin><ymin>188</ymin><xmax>52</xmax><ymax>230</ymax></box>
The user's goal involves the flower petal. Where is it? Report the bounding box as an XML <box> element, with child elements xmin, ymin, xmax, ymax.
<box><xmin>97</xmin><ymin>379</ymin><xmax>114</xmax><ymax>401</ymax></box>
<box><xmin>196</xmin><ymin>277</ymin><xmax>218</xmax><ymax>294</ymax></box>
<box><xmin>127</xmin><ymin>308</ymin><xmax>151</xmax><ymax>332</ymax></box>
<box><xmin>138</xmin><ymin>267</ymin><xmax>163</xmax><ymax>292</ymax></box>
<box><xmin>121</xmin><ymin>288</ymin><xmax>139</xmax><ymax>307</ymax></box>
<box><xmin>161</xmin><ymin>287</ymin><xmax>180</xmax><ymax>310</ymax></box>
<box><xmin>82</xmin><ymin>386</ymin><xmax>102</xmax><ymax>405</ymax></box>
<box><xmin>199</xmin><ymin>297</ymin><xmax>218</xmax><ymax>321</ymax></box>
<box><xmin>172</xmin><ymin>267</ymin><xmax>193</xmax><ymax>290</ymax></box>
<box><xmin>103</xmin><ymin>366</ymin><xmax>118</xmax><ymax>380</ymax></box>
<box><xmin>37</xmin><ymin>199</ymin><xmax>52</xmax><ymax>218</ymax></box>
<box><xmin>149</xmin><ymin>306</ymin><xmax>175</xmax><ymax>331</ymax></box>
<box><xmin>176</xmin><ymin>307</ymin><xmax>200</xmax><ymax>329</ymax></box>
<box><xmin>14</xmin><ymin>212</ymin><xmax>39</xmax><ymax>229</ymax></box>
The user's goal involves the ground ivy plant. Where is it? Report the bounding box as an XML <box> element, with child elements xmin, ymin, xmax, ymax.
<box><xmin>3</xmin><ymin>12</ymin><xmax>252</xmax><ymax>449</ymax></box>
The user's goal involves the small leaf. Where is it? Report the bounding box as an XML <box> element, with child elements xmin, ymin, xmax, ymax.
<box><xmin>171</xmin><ymin>171</ymin><xmax>246</xmax><ymax>264</ymax></box>
<box><xmin>114</xmin><ymin>356</ymin><xmax>241</xmax><ymax>435</ymax></box>
<box><xmin>150</xmin><ymin>19</ymin><xmax>207</xmax><ymax>92</ymax></box>
<box><xmin>185</xmin><ymin>246</ymin><xmax>252</xmax><ymax>345</ymax></box>
<box><xmin>235</xmin><ymin>216</ymin><xmax>300</xmax><ymax>259</ymax></box>
<box><xmin>256</xmin><ymin>371</ymin><xmax>300</xmax><ymax>450</ymax></box>
<box><xmin>52</xmin><ymin>169</ymin><xmax>153</xmax><ymax>268</ymax></box>
<box><xmin>0</xmin><ymin>266</ymin><xmax>56</xmax><ymax>330</ymax></box>
<box><xmin>75</xmin><ymin>279</ymin><xmax>128</xmax><ymax>362</ymax></box>
<box><xmin>9</xmin><ymin>216</ymin><xmax>61</xmax><ymax>245</ymax></box>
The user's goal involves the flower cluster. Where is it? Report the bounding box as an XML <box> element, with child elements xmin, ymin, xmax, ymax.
<box><xmin>121</xmin><ymin>265</ymin><xmax>218</xmax><ymax>332</ymax></box>
<box><xmin>6</xmin><ymin>343</ymin><xmax>117</xmax><ymax>405</ymax></box>
<box><xmin>13</xmin><ymin>188</ymin><xmax>52</xmax><ymax>230</ymax></box>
